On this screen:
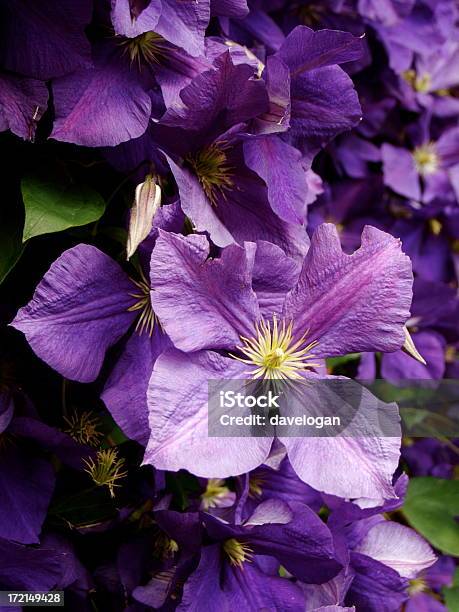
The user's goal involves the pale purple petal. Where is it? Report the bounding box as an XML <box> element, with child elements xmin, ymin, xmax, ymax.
<box><xmin>355</xmin><ymin>522</ymin><xmax>436</xmax><ymax>579</ymax></box>
<box><xmin>143</xmin><ymin>349</ymin><xmax>273</xmax><ymax>476</ymax></box>
<box><xmin>283</xmin><ymin>224</ymin><xmax>413</xmax><ymax>356</ymax></box>
<box><xmin>279</xmin><ymin>381</ymin><xmax>400</xmax><ymax>507</ymax></box>
<box><xmin>11</xmin><ymin>245</ymin><xmax>137</xmax><ymax>382</ymax></box>
<box><xmin>381</xmin><ymin>144</ymin><xmax>421</xmax><ymax>201</ymax></box>
<box><xmin>155</xmin><ymin>0</ymin><xmax>209</xmax><ymax>57</ymax></box>
<box><xmin>110</xmin><ymin>0</ymin><xmax>162</xmax><ymax>37</ymax></box>
<box><xmin>150</xmin><ymin>231</ymin><xmax>260</xmax><ymax>351</ymax></box>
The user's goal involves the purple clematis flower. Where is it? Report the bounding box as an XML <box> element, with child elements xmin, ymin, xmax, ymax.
<box><xmin>153</xmin><ymin>51</ymin><xmax>310</xmax><ymax>258</ymax></box>
<box><xmin>243</xmin><ymin>26</ymin><xmax>363</xmax><ymax>226</ymax></box>
<box><xmin>50</xmin><ymin>5</ymin><xmax>213</xmax><ymax>148</ymax></box>
<box><xmin>144</xmin><ymin>223</ymin><xmax>413</xmax><ymax>504</ymax></box>
<box><xmin>110</xmin><ymin>0</ymin><xmax>211</xmax><ymax>57</ymax></box>
<box><xmin>10</xmin><ymin>202</ymin><xmax>183</xmax><ymax>446</ymax></box>
<box><xmin>368</xmin><ymin>1</ymin><xmax>453</xmax><ymax>73</ymax></box>
<box><xmin>179</xmin><ymin>498</ymin><xmax>341</xmax><ymax>610</ymax></box>
<box><xmin>382</xmin><ymin>116</ymin><xmax>459</xmax><ymax>204</ymax></box>
<box><xmin>405</xmin><ymin>555</ymin><xmax>455</xmax><ymax>611</ymax></box>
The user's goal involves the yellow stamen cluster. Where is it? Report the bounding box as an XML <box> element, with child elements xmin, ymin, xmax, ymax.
<box><xmin>83</xmin><ymin>448</ymin><xmax>127</xmax><ymax>498</ymax></box>
<box><xmin>429</xmin><ymin>218</ymin><xmax>442</xmax><ymax>236</ymax></box>
<box><xmin>232</xmin><ymin>317</ymin><xmax>319</xmax><ymax>380</ymax></box>
<box><xmin>402</xmin><ymin>70</ymin><xmax>431</xmax><ymax>93</ymax></box>
<box><xmin>64</xmin><ymin>410</ymin><xmax>103</xmax><ymax>447</ymax></box>
<box><xmin>120</xmin><ymin>31</ymin><xmax>167</xmax><ymax>68</ymax></box>
<box><xmin>412</xmin><ymin>142</ymin><xmax>440</xmax><ymax>176</ymax></box>
<box><xmin>248</xmin><ymin>474</ymin><xmax>265</xmax><ymax>498</ymax></box>
<box><xmin>128</xmin><ymin>269</ymin><xmax>157</xmax><ymax>336</ymax></box>
<box><xmin>201</xmin><ymin>478</ymin><xmax>232</xmax><ymax>510</ymax></box>
<box><xmin>223</xmin><ymin>538</ymin><xmax>253</xmax><ymax>568</ymax></box>
<box><xmin>186</xmin><ymin>142</ymin><xmax>234</xmax><ymax>205</ymax></box>
<box><xmin>408</xmin><ymin>577</ymin><xmax>428</xmax><ymax>595</ymax></box>
<box><xmin>295</xmin><ymin>3</ymin><xmax>325</xmax><ymax>26</ymax></box>
<box><xmin>153</xmin><ymin>532</ymin><xmax>179</xmax><ymax>559</ymax></box>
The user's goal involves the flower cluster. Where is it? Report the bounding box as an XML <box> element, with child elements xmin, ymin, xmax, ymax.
<box><xmin>1</xmin><ymin>0</ymin><xmax>458</xmax><ymax>610</ymax></box>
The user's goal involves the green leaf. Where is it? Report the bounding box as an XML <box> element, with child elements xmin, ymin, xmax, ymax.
<box><xmin>21</xmin><ymin>174</ymin><xmax>106</xmax><ymax>242</ymax></box>
<box><xmin>0</xmin><ymin>217</ymin><xmax>25</xmax><ymax>284</ymax></box>
<box><xmin>402</xmin><ymin>477</ymin><xmax>459</xmax><ymax>556</ymax></box>
<box><xmin>326</xmin><ymin>353</ymin><xmax>360</xmax><ymax>369</ymax></box>
<box><xmin>444</xmin><ymin>569</ymin><xmax>459</xmax><ymax>612</ymax></box>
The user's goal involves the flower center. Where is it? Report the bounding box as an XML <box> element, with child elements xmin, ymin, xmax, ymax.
<box><xmin>248</xmin><ymin>475</ymin><xmax>265</xmax><ymax>498</ymax></box>
<box><xmin>186</xmin><ymin>142</ymin><xmax>234</xmax><ymax>205</ymax></box>
<box><xmin>232</xmin><ymin>316</ymin><xmax>319</xmax><ymax>380</ymax></box>
<box><xmin>64</xmin><ymin>410</ymin><xmax>102</xmax><ymax>447</ymax></box>
<box><xmin>402</xmin><ymin>70</ymin><xmax>431</xmax><ymax>93</ymax></box>
<box><xmin>83</xmin><ymin>448</ymin><xmax>127</xmax><ymax>498</ymax></box>
<box><xmin>295</xmin><ymin>3</ymin><xmax>326</xmax><ymax>26</ymax></box>
<box><xmin>201</xmin><ymin>478</ymin><xmax>232</xmax><ymax>510</ymax></box>
<box><xmin>120</xmin><ymin>31</ymin><xmax>167</xmax><ymax>68</ymax></box>
<box><xmin>223</xmin><ymin>539</ymin><xmax>253</xmax><ymax>568</ymax></box>
<box><xmin>408</xmin><ymin>577</ymin><xmax>428</xmax><ymax>595</ymax></box>
<box><xmin>128</xmin><ymin>269</ymin><xmax>157</xmax><ymax>336</ymax></box>
<box><xmin>412</xmin><ymin>142</ymin><xmax>440</xmax><ymax>176</ymax></box>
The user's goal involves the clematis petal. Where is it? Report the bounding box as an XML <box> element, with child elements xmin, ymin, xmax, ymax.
<box><xmin>0</xmin><ymin>74</ymin><xmax>48</xmax><ymax>141</ymax></box>
<box><xmin>167</xmin><ymin>151</ymin><xmax>309</xmax><ymax>261</ymax></box>
<box><xmin>252</xmin><ymin>241</ymin><xmax>301</xmax><ymax>320</ymax></box>
<box><xmin>101</xmin><ymin>328</ymin><xmax>171</xmax><ymax>446</ymax></box>
<box><xmin>51</xmin><ymin>47</ymin><xmax>151</xmax><ymax>147</ymax></box>
<box><xmin>155</xmin><ymin>0</ymin><xmax>209</xmax><ymax>57</ymax></box>
<box><xmin>288</xmin><ymin>66</ymin><xmax>362</xmax><ymax>153</ymax></box>
<box><xmin>276</xmin><ymin>26</ymin><xmax>364</xmax><ymax>75</ymax></box>
<box><xmin>0</xmin><ymin>0</ymin><xmax>92</xmax><ymax>80</ymax></box>
<box><xmin>283</xmin><ymin>224</ymin><xmax>413</xmax><ymax>356</ymax></box>
<box><xmin>143</xmin><ymin>349</ymin><xmax>273</xmax><ymax>476</ymax></box>
<box><xmin>179</xmin><ymin>544</ymin><xmax>306</xmax><ymax>611</ymax></box>
<box><xmin>110</xmin><ymin>0</ymin><xmax>162</xmax><ymax>38</ymax></box>
<box><xmin>161</xmin><ymin>52</ymin><xmax>269</xmax><ymax>134</ymax></box>
<box><xmin>381</xmin><ymin>144</ymin><xmax>421</xmax><ymax>201</ymax></box>
<box><xmin>347</xmin><ymin>553</ymin><xmax>408</xmax><ymax>612</ymax></box>
<box><xmin>150</xmin><ymin>231</ymin><xmax>260</xmax><ymax>351</ymax></box>
<box><xmin>355</xmin><ymin>522</ymin><xmax>436</xmax><ymax>579</ymax></box>
<box><xmin>0</xmin><ymin>444</ymin><xmax>55</xmax><ymax>545</ymax></box>
<box><xmin>11</xmin><ymin>245</ymin><xmax>137</xmax><ymax>382</ymax></box>
<box><xmin>0</xmin><ymin>538</ymin><xmax>66</xmax><ymax>592</ymax></box>
<box><xmin>281</xmin><ymin>434</ymin><xmax>400</xmax><ymax>507</ymax></box>
<box><xmin>244</xmin><ymin>136</ymin><xmax>308</xmax><ymax>225</ymax></box>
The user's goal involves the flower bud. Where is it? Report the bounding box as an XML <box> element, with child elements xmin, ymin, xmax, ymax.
<box><xmin>127</xmin><ymin>175</ymin><xmax>161</xmax><ymax>259</ymax></box>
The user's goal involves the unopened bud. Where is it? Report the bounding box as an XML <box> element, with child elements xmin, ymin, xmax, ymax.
<box><xmin>127</xmin><ymin>175</ymin><xmax>161</xmax><ymax>259</ymax></box>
